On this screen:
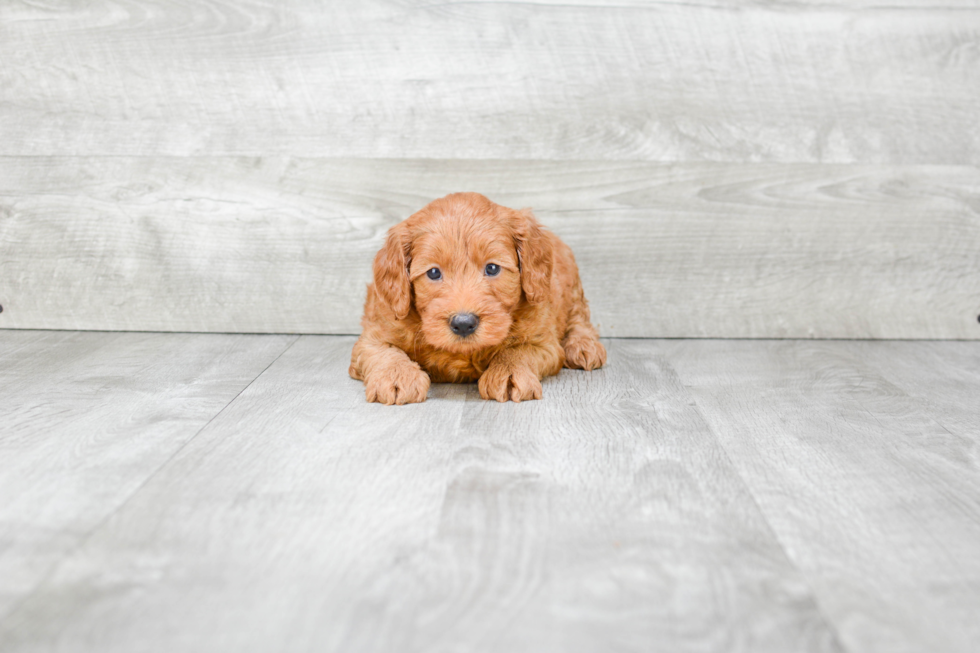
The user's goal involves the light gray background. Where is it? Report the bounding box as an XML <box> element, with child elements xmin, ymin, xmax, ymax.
<box><xmin>3</xmin><ymin>4</ymin><xmax>980</xmax><ymax>653</ymax></box>
<box><xmin>1</xmin><ymin>0</ymin><xmax>977</xmax><ymax>337</ymax></box>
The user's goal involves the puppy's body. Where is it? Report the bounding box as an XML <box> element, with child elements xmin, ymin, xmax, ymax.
<box><xmin>350</xmin><ymin>193</ymin><xmax>605</xmax><ymax>404</ymax></box>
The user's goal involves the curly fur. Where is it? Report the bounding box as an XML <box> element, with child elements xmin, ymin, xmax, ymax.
<box><xmin>350</xmin><ymin>192</ymin><xmax>606</xmax><ymax>404</ymax></box>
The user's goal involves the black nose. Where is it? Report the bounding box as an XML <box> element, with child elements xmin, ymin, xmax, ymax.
<box><xmin>450</xmin><ymin>313</ymin><xmax>480</xmax><ymax>337</ymax></box>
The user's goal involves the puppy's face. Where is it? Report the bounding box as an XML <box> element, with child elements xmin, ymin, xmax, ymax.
<box><xmin>409</xmin><ymin>215</ymin><xmax>522</xmax><ymax>353</ymax></box>
<box><xmin>372</xmin><ymin>193</ymin><xmax>553</xmax><ymax>354</ymax></box>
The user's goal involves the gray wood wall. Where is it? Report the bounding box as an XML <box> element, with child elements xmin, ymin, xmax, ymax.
<box><xmin>1</xmin><ymin>0</ymin><xmax>978</xmax><ymax>338</ymax></box>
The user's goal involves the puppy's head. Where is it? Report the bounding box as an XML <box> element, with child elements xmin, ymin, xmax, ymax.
<box><xmin>372</xmin><ymin>192</ymin><xmax>553</xmax><ymax>353</ymax></box>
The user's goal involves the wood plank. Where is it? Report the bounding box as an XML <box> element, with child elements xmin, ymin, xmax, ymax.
<box><xmin>0</xmin><ymin>337</ymin><xmax>841</xmax><ymax>653</ymax></box>
<box><xmin>664</xmin><ymin>339</ymin><xmax>980</xmax><ymax>652</ymax></box>
<box><xmin>0</xmin><ymin>330</ymin><xmax>295</xmax><ymax>621</ymax></box>
<box><xmin>827</xmin><ymin>341</ymin><xmax>980</xmax><ymax>447</ymax></box>
<box><xmin>1</xmin><ymin>1</ymin><xmax>978</xmax><ymax>162</ymax></box>
<box><xmin>1</xmin><ymin>158</ymin><xmax>977</xmax><ymax>338</ymax></box>
<box><xmin>0</xmin><ymin>330</ymin><xmax>74</xmax><ymax>365</ymax></box>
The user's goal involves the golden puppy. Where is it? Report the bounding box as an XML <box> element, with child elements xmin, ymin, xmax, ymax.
<box><xmin>350</xmin><ymin>192</ymin><xmax>605</xmax><ymax>404</ymax></box>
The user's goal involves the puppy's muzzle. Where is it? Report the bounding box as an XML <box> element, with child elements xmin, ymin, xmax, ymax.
<box><xmin>449</xmin><ymin>312</ymin><xmax>480</xmax><ymax>338</ymax></box>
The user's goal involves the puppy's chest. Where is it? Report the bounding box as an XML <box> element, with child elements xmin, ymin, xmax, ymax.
<box><xmin>414</xmin><ymin>348</ymin><xmax>493</xmax><ymax>383</ymax></box>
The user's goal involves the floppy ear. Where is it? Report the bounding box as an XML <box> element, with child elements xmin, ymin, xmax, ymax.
<box><xmin>372</xmin><ymin>223</ymin><xmax>412</xmax><ymax>319</ymax></box>
<box><xmin>513</xmin><ymin>208</ymin><xmax>554</xmax><ymax>305</ymax></box>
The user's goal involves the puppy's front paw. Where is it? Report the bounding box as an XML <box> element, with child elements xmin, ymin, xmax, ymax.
<box><xmin>364</xmin><ymin>364</ymin><xmax>430</xmax><ymax>405</ymax></box>
<box><xmin>563</xmin><ymin>336</ymin><xmax>607</xmax><ymax>371</ymax></box>
<box><xmin>478</xmin><ymin>364</ymin><xmax>543</xmax><ymax>403</ymax></box>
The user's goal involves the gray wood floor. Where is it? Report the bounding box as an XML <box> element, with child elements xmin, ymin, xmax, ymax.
<box><xmin>1</xmin><ymin>331</ymin><xmax>978</xmax><ymax>652</ymax></box>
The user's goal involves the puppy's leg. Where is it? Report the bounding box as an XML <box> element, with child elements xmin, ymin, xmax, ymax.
<box><xmin>562</xmin><ymin>293</ymin><xmax>606</xmax><ymax>371</ymax></box>
<box><xmin>350</xmin><ymin>337</ymin><xmax>430</xmax><ymax>405</ymax></box>
<box><xmin>479</xmin><ymin>340</ymin><xmax>564</xmax><ymax>403</ymax></box>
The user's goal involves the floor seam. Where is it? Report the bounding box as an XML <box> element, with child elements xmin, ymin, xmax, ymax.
<box><xmin>0</xmin><ymin>334</ymin><xmax>301</xmax><ymax>631</ymax></box>
<box><xmin>659</xmin><ymin>348</ymin><xmax>854</xmax><ymax>653</ymax></box>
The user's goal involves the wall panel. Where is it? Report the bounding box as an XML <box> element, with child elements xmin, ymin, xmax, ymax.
<box><xmin>2</xmin><ymin>157</ymin><xmax>977</xmax><ymax>338</ymax></box>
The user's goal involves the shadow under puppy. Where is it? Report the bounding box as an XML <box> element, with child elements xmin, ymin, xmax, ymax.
<box><xmin>350</xmin><ymin>192</ymin><xmax>605</xmax><ymax>404</ymax></box>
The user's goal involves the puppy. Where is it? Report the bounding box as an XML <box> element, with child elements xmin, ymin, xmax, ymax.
<box><xmin>350</xmin><ymin>192</ymin><xmax>606</xmax><ymax>404</ymax></box>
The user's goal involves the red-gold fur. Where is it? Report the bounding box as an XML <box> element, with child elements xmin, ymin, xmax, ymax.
<box><xmin>349</xmin><ymin>193</ymin><xmax>606</xmax><ymax>404</ymax></box>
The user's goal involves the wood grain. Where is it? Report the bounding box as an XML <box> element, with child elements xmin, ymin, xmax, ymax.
<box><xmin>0</xmin><ymin>330</ymin><xmax>294</xmax><ymax>621</ymax></box>
<box><xmin>1</xmin><ymin>1</ymin><xmax>978</xmax><ymax>162</ymax></box>
<box><xmin>847</xmin><ymin>341</ymin><xmax>980</xmax><ymax>439</ymax></box>
<box><xmin>1</xmin><ymin>157</ymin><xmax>977</xmax><ymax>338</ymax></box>
<box><xmin>664</xmin><ymin>339</ymin><xmax>980</xmax><ymax>653</ymax></box>
<box><xmin>0</xmin><ymin>336</ymin><xmax>841</xmax><ymax>653</ymax></box>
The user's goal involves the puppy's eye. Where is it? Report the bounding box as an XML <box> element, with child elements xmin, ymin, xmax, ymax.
<box><xmin>484</xmin><ymin>263</ymin><xmax>501</xmax><ymax>277</ymax></box>
<box><xmin>426</xmin><ymin>268</ymin><xmax>442</xmax><ymax>280</ymax></box>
